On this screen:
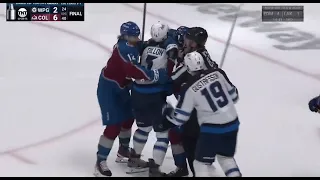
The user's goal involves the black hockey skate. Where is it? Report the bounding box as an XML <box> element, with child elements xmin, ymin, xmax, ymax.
<box><xmin>115</xmin><ymin>146</ymin><xmax>131</xmax><ymax>163</ymax></box>
<box><xmin>148</xmin><ymin>158</ymin><xmax>167</xmax><ymax>177</ymax></box>
<box><xmin>167</xmin><ymin>167</ymin><xmax>189</xmax><ymax>177</ymax></box>
<box><xmin>93</xmin><ymin>160</ymin><xmax>112</xmax><ymax>177</ymax></box>
<box><xmin>126</xmin><ymin>149</ymin><xmax>149</xmax><ymax>174</ymax></box>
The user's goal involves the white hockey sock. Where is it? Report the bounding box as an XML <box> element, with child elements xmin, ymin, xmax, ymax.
<box><xmin>153</xmin><ymin>131</ymin><xmax>169</xmax><ymax>166</ymax></box>
<box><xmin>216</xmin><ymin>155</ymin><xmax>242</xmax><ymax>177</ymax></box>
<box><xmin>132</xmin><ymin>126</ymin><xmax>152</xmax><ymax>155</ymax></box>
<box><xmin>193</xmin><ymin>160</ymin><xmax>214</xmax><ymax>177</ymax></box>
<box><xmin>118</xmin><ymin>128</ymin><xmax>131</xmax><ymax>148</ymax></box>
<box><xmin>97</xmin><ymin>135</ymin><xmax>115</xmax><ymax>160</ymax></box>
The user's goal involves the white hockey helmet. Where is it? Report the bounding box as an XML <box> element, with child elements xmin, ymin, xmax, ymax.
<box><xmin>150</xmin><ymin>22</ymin><xmax>169</xmax><ymax>42</ymax></box>
<box><xmin>184</xmin><ymin>51</ymin><xmax>205</xmax><ymax>73</ymax></box>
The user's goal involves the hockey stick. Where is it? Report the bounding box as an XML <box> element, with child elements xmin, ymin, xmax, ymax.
<box><xmin>141</xmin><ymin>3</ymin><xmax>147</xmax><ymax>42</ymax></box>
<box><xmin>219</xmin><ymin>3</ymin><xmax>243</xmax><ymax>68</ymax></box>
<box><xmin>137</xmin><ymin>3</ymin><xmax>147</xmax><ymax>65</ymax></box>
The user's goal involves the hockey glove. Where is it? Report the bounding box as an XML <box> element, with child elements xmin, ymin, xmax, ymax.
<box><xmin>159</xmin><ymin>103</ymin><xmax>177</xmax><ymax>131</ymax></box>
<box><xmin>309</xmin><ymin>96</ymin><xmax>320</xmax><ymax>113</ymax></box>
<box><xmin>161</xmin><ymin>117</ymin><xmax>177</xmax><ymax>132</ymax></box>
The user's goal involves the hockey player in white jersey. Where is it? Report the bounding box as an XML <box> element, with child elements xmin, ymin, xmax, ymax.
<box><xmin>162</xmin><ymin>51</ymin><xmax>242</xmax><ymax>177</ymax></box>
<box><xmin>167</xmin><ymin>26</ymin><xmax>218</xmax><ymax>177</ymax></box>
<box><xmin>128</xmin><ymin>22</ymin><xmax>178</xmax><ymax>176</ymax></box>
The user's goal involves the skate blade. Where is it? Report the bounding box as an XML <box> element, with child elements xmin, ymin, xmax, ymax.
<box><xmin>93</xmin><ymin>171</ymin><xmax>109</xmax><ymax>177</ymax></box>
<box><xmin>126</xmin><ymin>167</ymin><xmax>149</xmax><ymax>174</ymax></box>
<box><xmin>167</xmin><ymin>174</ymin><xmax>189</xmax><ymax>177</ymax></box>
<box><xmin>115</xmin><ymin>156</ymin><xmax>129</xmax><ymax>163</ymax></box>
<box><xmin>115</xmin><ymin>154</ymin><xmax>144</xmax><ymax>163</ymax></box>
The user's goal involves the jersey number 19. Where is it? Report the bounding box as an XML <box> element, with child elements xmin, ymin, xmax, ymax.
<box><xmin>201</xmin><ymin>81</ymin><xmax>229</xmax><ymax>112</ymax></box>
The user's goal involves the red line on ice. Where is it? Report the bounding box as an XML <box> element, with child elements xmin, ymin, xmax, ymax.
<box><xmin>0</xmin><ymin>13</ymin><xmax>112</xmax><ymax>164</ymax></box>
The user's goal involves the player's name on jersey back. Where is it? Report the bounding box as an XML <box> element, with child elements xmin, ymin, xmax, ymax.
<box><xmin>6</xmin><ymin>3</ymin><xmax>85</xmax><ymax>22</ymax></box>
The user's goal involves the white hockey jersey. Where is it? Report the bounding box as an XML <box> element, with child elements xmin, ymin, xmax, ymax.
<box><xmin>135</xmin><ymin>46</ymin><xmax>168</xmax><ymax>85</ymax></box>
<box><xmin>170</xmin><ymin>68</ymin><xmax>239</xmax><ymax>134</ymax></box>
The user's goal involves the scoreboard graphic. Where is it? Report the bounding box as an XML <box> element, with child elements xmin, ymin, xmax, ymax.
<box><xmin>262</xmin><ymin>6</ymin><xmax>304</xmax><ymax>22</ymax></box>
<box><xmin>6</xmin><ymin>3</ymin><xmax>85</xmax><ymax>22</ymax></box>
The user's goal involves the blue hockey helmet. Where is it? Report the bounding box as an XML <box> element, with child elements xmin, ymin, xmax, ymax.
<box><xmin>176</xmin><ymin>26</ymin><xmax>189</xmax><ymax>45</ymax></box>
<box><xmin>120</xmin><ymin>21</ymin><xmax>140</xmax><ymax>37</ymax></box>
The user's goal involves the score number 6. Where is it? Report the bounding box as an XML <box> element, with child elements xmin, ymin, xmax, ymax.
<box><xmin>53</xmin><ymin>14</ymin><xmax>58</xmax><ymax>21</ymax></box>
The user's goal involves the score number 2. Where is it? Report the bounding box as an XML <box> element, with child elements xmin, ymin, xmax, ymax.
<box><xmin>53</xmin><ymin>7</ymin><xmax>58</xmax><ymax>13</ymax></box>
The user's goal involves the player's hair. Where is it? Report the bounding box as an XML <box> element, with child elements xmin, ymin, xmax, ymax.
<box><xmin>117</xmin><ymin>35</ymin><xmax>125</xmax><ymax>40</ymax></box>
<box><xmin>186</xmin><ymin>27</ymin><xmax>208</xmax><ymax>47</ymax></box>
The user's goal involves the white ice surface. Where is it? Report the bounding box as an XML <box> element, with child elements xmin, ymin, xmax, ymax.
<box><xmin>0</xmin><ymin>3</ymin><xmax>320</xmax><ymax>177</ymax></box>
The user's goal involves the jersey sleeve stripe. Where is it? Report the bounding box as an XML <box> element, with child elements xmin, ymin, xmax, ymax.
<box><xmin>174</xmin><ymin>108</ymin><xmax>191</xmax><ymax>116</ymax></box>
<box><xmin>167</xmin><ymin>115</ymin><xmax>185</xmax><ymax>126</ymax></box>
<box><xmin>228</xmin><ymin>87</ymin><xmax>236</xmax><ymax>95</ymax></box>
<box><xmin>229</xmin><ymin>87</ymin><xmax>238</xmax><ymax>100</ymax></box>
<box><xmin>232</xmin><ymin>94</ymin><xmax>239</xmax><ymax>103</ymax></box>
<box><xmin>174</xmin><ymin>117</ymin><xmax>187</xmax><ymax>125</ymax></box>
<box><xmin>166</xmin><ymin>43</ymin><xmax>178</xmax><ymax>52</ymax></box>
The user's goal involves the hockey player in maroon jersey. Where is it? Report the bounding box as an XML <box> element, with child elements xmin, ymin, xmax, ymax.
<box><xmin>93</xmin><ymin>21</ymin><xmax>169</xmax><ymax>177</ymax></box>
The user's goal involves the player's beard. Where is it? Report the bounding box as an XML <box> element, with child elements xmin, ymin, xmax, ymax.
<box><xmin>183</xmin><ymin>38</ymin><xmax>198</xmax><ymax>54</ymax></box>
<box><xmin>127</xmin><ymin>36</ymin><xmax>141</xmax><ymax>46</ymax></box>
